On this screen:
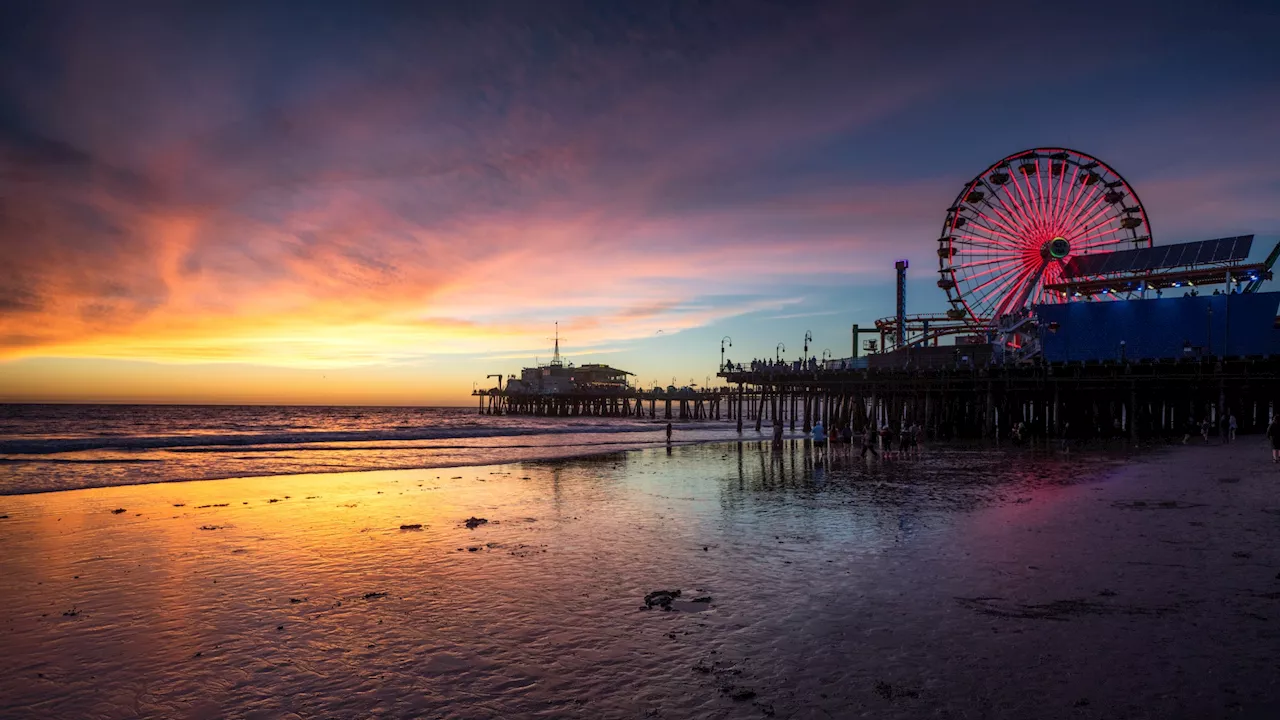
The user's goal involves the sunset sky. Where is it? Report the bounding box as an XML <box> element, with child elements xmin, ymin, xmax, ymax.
<box><xmin>2</xmin><ymin>1</ymin><xmax>1277</xmax><ymax>405</ymax></box>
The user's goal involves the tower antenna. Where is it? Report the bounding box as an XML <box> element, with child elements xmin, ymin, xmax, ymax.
<box><xmin>551</xmin><ymin>322</ymin><xmax>563</xmax><ymax>366</ymax></box>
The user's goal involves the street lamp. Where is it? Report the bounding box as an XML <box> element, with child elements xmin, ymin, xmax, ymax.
<box><xmin>822</xmin><ymin>349</ymin><xmax>832</xmax><ymax>364</ymax></box>
<box><xmin>776</xmin><ymin>342</ymin><xmax>786</xmax><ymax>363</ymax></box>
<box><xmin>803</xmin><ymin>330</ymin><xmax>812</xmax><ymax>361</ymax></box>
<box><xmin>721</xmin><ymin>335</ymin><xmax>733</xmax><ymax>371</ymax></box>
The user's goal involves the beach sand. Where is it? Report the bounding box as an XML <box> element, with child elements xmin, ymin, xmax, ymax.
<box><xmin>1</xmin><ymin>440</ymin><xmax>1278</xmax><ymax>719</ymax></box>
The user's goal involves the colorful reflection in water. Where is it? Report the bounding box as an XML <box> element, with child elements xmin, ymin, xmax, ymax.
<box><xmin>0</xmin><ymin>441</ymin><xmax>1126</xmax><ymax>718</ymax></box>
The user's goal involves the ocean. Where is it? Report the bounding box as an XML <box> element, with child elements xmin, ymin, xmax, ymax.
<box><xmin>0</xmin><ymin>404</ymin><xmax>747</xmax><ymax>495</ymax></box>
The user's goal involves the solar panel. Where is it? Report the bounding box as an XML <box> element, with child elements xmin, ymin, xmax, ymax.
<box><xmin>1061</xmin><ymin>235</ymin><xmax>1254</xmax><ymax>278</ymax></box>
<box><xmin>1211</xmin><ymin>241</ymin><xmax>1229</xmax><ymax>262</ymax></box>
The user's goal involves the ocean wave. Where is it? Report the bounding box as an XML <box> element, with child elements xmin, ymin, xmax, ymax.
<box><xmin>0</xmin><ymin>422</ymin><xmax>706</xmax><ymax>455</ymax></box>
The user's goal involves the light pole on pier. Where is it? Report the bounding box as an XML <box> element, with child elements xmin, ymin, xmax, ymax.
<box><xmin>776</xmin><ymin>343</ymin><xmax>786</xmax><ymax>363</ymax></box>
<box><xmin>822</xmin><ymin>349</ymin><xmax>831</xmax><ymax>365</ymax></box>
<box><xmin>721</xmin><ymin>336</ymin><xmax>733</xmax><ymax>371</ymax></box>
<box><xmin>803</xmin><ymin>330</ymin><xmax>812</xmax><ymax>362</ymax></box>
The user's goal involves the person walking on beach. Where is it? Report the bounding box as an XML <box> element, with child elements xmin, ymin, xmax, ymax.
<box><xmin>1268</xmin><ymin>416</ymin><xmax>1280</xmax><ymax>463</ymax></box>
<box><xmin>772</xmin><ymin>417</ymin><xmax>784</xmax><ymax>451</ymax></box>
<box><xmin>1228</xmin><ymin>412</ymin><xmax>1238</xmax><ymax>443</ymax></box>
<box><xmin>860</xmin><ymin>425</ymin><xmax>878</xmax><ymax>458</ymax></box>
<box><xmin>1200</xmin><ymin>417</ymin><xmax>1211</xmax><ymax>443</ymax></box>
<box><xmin>665</xmin><ymin>422</ymin><xmax>673</xmax><ymax>444</ymax></box>
<box><xmin>811</xmin><ymin>420</ymin><xmax>827</xmax><ymax>458</ymax></box>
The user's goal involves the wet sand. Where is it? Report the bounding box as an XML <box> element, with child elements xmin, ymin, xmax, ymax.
<box><xmin>1</xmin><ymin>440</ymin><xmax>1278</xmax><ymax>719</ymax></box>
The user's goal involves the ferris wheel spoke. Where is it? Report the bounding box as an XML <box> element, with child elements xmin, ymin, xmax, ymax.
<box><xmin>963</xmin><ymin>213</ymin><xmax>1026</xmax><ymax>246</ymax></box>
<box><xmin>1054</xmin><ymin>168</ymin><xmax>1101</xmax><ymax>234</ymax></box>
<box><xmin>1062</xmin><ymin>194</ymin><xmax>1112</xmax><ymax>244</ymax></box>
<box><xmin>1051</xmin><ymin>162</ymin><xmax>1078</xmax><ymax>233</ymax></box>
<box><xmin>1071</xmin><ymin>223</ymin><xmax>1128</xmax><ymax>247</ymax></box>
<box><xmin>951</xmin><ymin>234</ymin><xmax>1023</xmax><ymax>254</ymax></box>
<box><xmin>970</xmin><ymin>200</ymin><xmax>1029</xmax><ymax>240</ymax></box>
<box><xmin>1072</xmin><ymin>236</ymin><xmax>1131</xmax><ymax>254</ymax></box>
<box><xmin>955</xmin><ymin>262</ymin><xmax>1027</xmax><ymax>303</ymax></box>
<box><xmin>1049</xmin><ymin>163</ymin><xmax>1090</xmax><ymax>230</ymax></box>
<box><xmin>990</xmin><ymin>182</ymin><xmax>1039</xmax><ymax>241</ymax></box>
<box><xmin>954</xmin><ymin>219</ymin><xmax>1025</xmax><ymax>248</ymax></box>
<box><xmin>1049</xmin><ymin>162</ymin><xmax>1072</xmax><ymax>230</ymax></box>
<box><xmin>949</xmin><ymin>256</ymin><xmax>1025</xmax><ymax>270</ymax></box>
<box><xmin>1028</xmin><ymin>163</ymin><xmax>1054</xmax><ymax>237</ymax></box>
<box><xmin>984</xmin><ymin>196</ymin><xmax>1033</xmax><ymax>242</ymax></box>
<box><xmin>1008</xmin><ymin>166</ymin><xmax>1047</xmax><ymax>239</ymax></box>
<box><xmin>954</xmin><ymin>257</ymin><xmax>1025</xmax><ymax>283</ymax></box>
<box><xmin>961</xmin><ymin>262</ymin><xmax>1027</xmax><ymax>306</ymax></box>
<box><xmin>1069</xmin><ymin>201</ymin><xmax>1122</xmax><ymax>242</ymax></box>
<box><xmin>1033</xmin><ymin>161</ymin><xmax>1052</xmax><ymax>235</ymax></box>
<box><xmin>990</xmin><ymin>262</ymin><xmax>1042</xmax><ymax>317</ymax></box>
<box><xmin>970</xmin><ymin>271</ymin><xmax>1022</xmax><ymax>318</ymax></box>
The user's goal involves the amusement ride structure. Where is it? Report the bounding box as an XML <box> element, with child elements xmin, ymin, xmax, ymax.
<box><xmin>873</xmin><ymin>147</ymin><xmax>1276</xmax><ymax>357</ymax></box>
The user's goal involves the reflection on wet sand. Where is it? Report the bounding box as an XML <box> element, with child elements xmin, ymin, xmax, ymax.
<box><xmin>1</xmin><ymin>441</ymin><xmax>1277</xmax><ymax>719</ymax></box>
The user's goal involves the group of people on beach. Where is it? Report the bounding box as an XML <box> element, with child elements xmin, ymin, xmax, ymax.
<box><xmin>1181</xmin><ymin>413</ymin><xmax>1239</xmax><ymax>445</ymax></box>
<box><xmin>799</xmin><ymin>419</ymin><xmax>922</xmax><ymax>459</ymax></box>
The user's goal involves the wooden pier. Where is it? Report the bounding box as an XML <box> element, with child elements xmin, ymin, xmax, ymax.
<box><xmin>715</xmin><ymin>357</ymin><xmax>1280</xmax><ymax>442</ymax></box>
<box><xmin>472</xmin><ymin>387</ymin><xmax>737</xmax><ymax>420</ymax></box>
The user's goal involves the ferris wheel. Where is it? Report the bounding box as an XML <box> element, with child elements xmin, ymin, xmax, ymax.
<box><xmin>937</xmin><ymin>148</ymin><xmax>1152</xmax><ymax>325</ymax></box>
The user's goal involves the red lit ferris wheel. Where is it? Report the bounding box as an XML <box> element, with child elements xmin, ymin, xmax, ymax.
<box><xmin>937</xmin><ymin>148</ymin><xmax>1152</xmax><ymax>325</ymax></box>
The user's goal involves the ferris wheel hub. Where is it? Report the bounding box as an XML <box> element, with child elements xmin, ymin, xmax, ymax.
<box><xmin>1046</xmin><ymin>236</ymin><xmax>1070</xmax><ymax>259</ymax></box>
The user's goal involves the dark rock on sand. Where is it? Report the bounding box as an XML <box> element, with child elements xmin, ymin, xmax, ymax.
<box><xmin>289</xmin><ymin>598</ymin><xmax>306</xmax><ymax>604</ymax></box>
<box><xmin>110</xmin><ymin>508</ymin><xmax>127</xmax><ymax>514</ymax></box>
<box><xmin>644</xmin><ymin>589</ymin><xmax>681</xmax><ymax>610</ymax></box>
<box><xmin>464</xmin><ymin>517</ymin><xmax>488</xmax><ymax>529</ymax></box>
<box><xmin>198</xmin><ymin>525</ymin><xmax>222</xmax><ymax>531</ymax></box>
<box><xmin>1233</xmin><ymin>551</ymin><xmax>1252</xmax><ymax>559</ymax></box>
<box><xmin>691</xmin><ymin>596</ymin><xmax>713</xmax><ymax>604</ymax></box>
<box><xmin>873</xmin><ymin>680</ymin><xmax>919</xmax><ymax>700</ymax></box>
<box><xmin>363</xmin><ymin>592</ymin><xmax>388</xmax><ymax>600</ymax></box>
<box><xmin>399</xmin><ymin>524</ymin><xmax>423</xmax><ymax>530</ymax></box>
